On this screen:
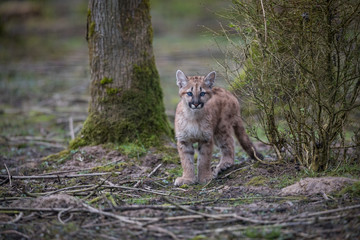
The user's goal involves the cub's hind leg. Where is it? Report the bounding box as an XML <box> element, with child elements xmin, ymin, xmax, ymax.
<box><xmin>213</xmin><ymin>130</ymin><xmax>235</xmax><ymax>177</ymax></box>
<box><xmin>174</xmin><ymin>141</ymin><xmax>196</xmax><ymax>186</ymax></box>
<box><xmin>197</xmin><ymin>140</ymin><xmax>214</xmax><ymax>184</ymax></box>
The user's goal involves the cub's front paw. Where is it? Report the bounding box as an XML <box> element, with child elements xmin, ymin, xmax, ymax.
<box><xmin>174</xmin><ymin>177</ymin><xmax>196</xmax><ymax>186</ymax></box>
<box><xmin>198</xmin><ymin>174</ymin><xmax>213</xmax><ymax>184</ymax></box>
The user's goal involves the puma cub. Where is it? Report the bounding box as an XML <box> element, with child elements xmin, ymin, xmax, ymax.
<box><xmin>174</xmin><ymin>70</ymin><xmax>263</xmax><ymax>186</ymax></box>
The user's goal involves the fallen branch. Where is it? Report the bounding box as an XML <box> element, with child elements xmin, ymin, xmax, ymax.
<box><xmin>0</xmin><ymin>205</ymin><xmax>179</xmax><ymax>240</ymax></box>
<box><xmin>81</xmin><ymin>174</ymin><xmax>112</xmax><ymax>201</ymax></box>
<box><xmin>219</xmin><ymin>165</ymin><xmax>250</xmax><ymax>179</ymax></box>
<box><xmin>104</xmin><ymin>205</ymin><xmax>233</xmax><ymax>212</ymax></box>
<box><xmin>295</xmin><ymin>204</ymin><xmax>360</xmax><ymax>218</ymax></box>
<box><xmin>0</xmin><ymin>178</ymin><xmax>9</xmax><ymax>186</ymax></box>
<box><xmin>81</xmin><ymin>202</ymin><xmax>138</xmax><ymax>225</ymax></box>
<box><xmin>82</xmin><ymin>202</ymin><xmax>179</xmax><ymax>240</ymax></box>
<box><xmin>201</xmin><ymin>220</ymin><xmax>315</xmax><ymax>234</ymax></box>
<box><xmin>4</xmin><ymin>164</ymin><xmax>12</xmax><ymax>187</ymax></box>
<box><xmin>180</xmin><ymin>195</ymin><xmax>306</xmax><ymax>205</ymax></box>
<box><xmin>58</xmin><ymin>207</ymin><xmax>72</xmax><ymax>224</ymax></box>
<box><xmin>0</xmin><ymin>212</ymin><xmax>23</xmax><ymax>225</ymax></box>
<box><xmin>133</xmin><ymin>163</ymin><xmax>162</xmax><ymax>188</ymax></box>
<box><xmin>0</xmin><ymin>230</ymin><xmax>29</xmax><ymax>239</ymax></box>
<box><xmin>103</xmin><ymin>185</ymin><xmax>186</xmax><ymax>199</ymax></box>
<box><xmin>38</xmin><ymin>161</ymin><xmax>127</xmax><ymax>176</ymax></box>
<box><xmin>42</xmin><ymin>185</ymin><xmax>93</xmax><ymax>196</ymax></box>
<box><xmin>0</xmin><ymin>197</ymin><xmax>33</xmax><ymax>202</ymax></box>
<box><xmin>163</xmin><ymin>196</ymin><xmax>224</xmax><ymax>220</ymax></box>
<box><xmin>0</xmin><ymin>172</ymin><xmax>123</xmax><ymax>180</ymax></box>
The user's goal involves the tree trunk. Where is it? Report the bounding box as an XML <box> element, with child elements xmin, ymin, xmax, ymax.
<box><xmin>71</xmin><ymin>0</ymin><xmax>172</xmax><ymax>148</ymax></box>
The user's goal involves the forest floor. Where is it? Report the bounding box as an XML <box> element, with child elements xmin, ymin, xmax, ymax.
<box><xmin>1</xmin><ymin>144</ymin><xmax>360</xmax><ymax>240</ymax></box>
<box><xmin>1</xmin><ymin>1</ymin><xmax>360</xmax><ymax>239</ymax></box>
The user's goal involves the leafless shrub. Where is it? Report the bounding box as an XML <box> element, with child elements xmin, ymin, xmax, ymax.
<box><xmin>216</xmin><ymin>0</ymin><xmax>360</xmax><ymax>171</ymax></box>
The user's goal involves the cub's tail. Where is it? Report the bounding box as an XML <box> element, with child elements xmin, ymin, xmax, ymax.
<box><xmin>233</xmin><ymin>118</ymin><xmax>263</xmax><ymax>160</ymax></box>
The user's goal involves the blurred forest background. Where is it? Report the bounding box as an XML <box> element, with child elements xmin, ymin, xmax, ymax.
<box><xmin>0</xmin><ymin>0</ymin><xmax>227</xmax><ymax>163</ymax></box>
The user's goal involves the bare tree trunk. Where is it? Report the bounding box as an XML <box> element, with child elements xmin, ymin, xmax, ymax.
<box><xmin>71</xmin><ymin>0</ymin><xmax>172</xmax><ymax>148</ymax></box>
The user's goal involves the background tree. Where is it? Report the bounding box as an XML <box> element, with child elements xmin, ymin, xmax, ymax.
<box><xmin>71</xmin><ymin>0</ymin><xmax>172</xmax><ymax>148</ymax></box>
<box><xmin>218</xmin><ymin>0</ymin><xmax>360</xmax><ymax>171</ymax></box>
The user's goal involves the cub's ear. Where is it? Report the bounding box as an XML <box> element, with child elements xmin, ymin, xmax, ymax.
<box><xmin>205</xmin><ymin>71</ymin><xmax>216</xmax><ymax>88</ymax></box>
<box><xmin>176</xmin><ymin>70</ymin><xmax>188</xmax><ymax>88</ymax></box>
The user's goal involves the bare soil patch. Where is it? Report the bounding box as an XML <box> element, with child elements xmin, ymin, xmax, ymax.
<box><xmin>10</xmin><ymin>194</ymin><xmax>82</xmax><ymax>209</ymax></box>
<box><xmin>281</xmin><ymin>177</ymin><xmax>358</xmax><ymax>196</ymax></box>
<box><xmin>59</xmin><ymin>146</ymin><xmax>126</xmax><ymax>171</ymax></box>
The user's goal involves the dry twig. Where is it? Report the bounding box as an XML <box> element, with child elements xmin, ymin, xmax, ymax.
<box><xmin>133</xmin><ymin>163</ymin><xmax>162</xmax><ymax>188</ymax></box>
<box><xmin>163</xmin><ymin>196</ymin><xmax>224</xmax><ymax>220</ymax></box>
<box><xmin>0</xmin><ymin>172</ymin><xmax>121</xmax><ymax>180</ymax></box>
<box><xmin>0</xmin><ymin>212</ymin><xmax>23</xmax><ymax>225</ymax></box>
<box><xmin>0</xmin><ymin>230</ymin><xmax>29</xmax><ymax>239</ymax></box>
<box><xmin>82</xmin><ymin>202</ymin><xmax>179</xmax><ymax>240</ymax></box>
<box><xmin>4</xmin><ymin>164</ymin><xmax>12</xmax><ymax>187</ymax></box>
<box><xmin>219</xmin><ymin>165</ymin><xmax>249</xmax><ymax>179</ymax></box>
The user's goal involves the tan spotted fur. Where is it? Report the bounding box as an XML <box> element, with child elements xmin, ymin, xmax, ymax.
<box><xmin>174</xmin><ymin>70</ymin><xmax>262</xmax><ymax>186</ymax></box>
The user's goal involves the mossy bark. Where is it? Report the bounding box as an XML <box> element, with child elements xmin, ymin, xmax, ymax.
<box><xmin>72</xmin><ymin>0</ymin><xmax>172</xmax><ymax>148</ymax></box>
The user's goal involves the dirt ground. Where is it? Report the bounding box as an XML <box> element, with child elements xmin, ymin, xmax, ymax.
<box><xmin>1</xmin><ymin>145</ymin><xmax>360</xmax><ymax>240</ymax></box>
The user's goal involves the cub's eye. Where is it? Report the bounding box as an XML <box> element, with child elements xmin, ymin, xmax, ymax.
<box><xmin>187</xmin><ymin>92</ymin><xmax>193</xmax><ymax>96</ymax></box>
<box><xmin>200</xmin><ymin>92</ymin><xmax>206</xmax><ymax>97</ymax></box>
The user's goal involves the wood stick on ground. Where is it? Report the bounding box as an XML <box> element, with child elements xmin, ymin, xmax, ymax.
<box><xmin>0</xmin><ymin>205</ymin><xmax>178</xmax><ymax>240</ymax></box>
<box><xmin>38</xmin><ymin>159</ymin><xmax>125</xmax><ymax>176</ymax></box>
<box><xmin>299</xmin><ymin>204</ymin><xmax>360</xmax><ymax>218</ymax></box>
<box><xmin>103</xmin><ymin>205</ymin><xmax>233</xmax><ymax>212</ymax></box>
<box><xmin>133</xmin><ymin>163</ymin><xmax>162</xmax><ymax>188</ymax></box>
<box><xmin>81</xmin><ymin>175</ymin><xmax>112</xmax><ymax>201</ymax></box>
<box><xmin>0</xmin><ymin>206</ymin><xmax>83</xmax><ymax>213</ymax></box>
<box><xmin>82</xmin><ymin>219</ymin><xmax>122</xmax><ymax>228</ymax></box>
<box><xmin>82</xmin><ymin>202</ymin><xmax>179</xmax><ymax>240</ymax></box>
<box><xmin>220</xmin><ymin>165</ymin><xmax>249</xmax><ymax>179</ymax></box>
<box><xmin>0</xmin><ymin>197</ymin><xmax>33</xmax><ymax>202</ymax></box>
<box><xmin>0</xmin><ymin>178</ymin><xmax>9</xmax><ymax>186</ymax></box>
<box><xmin>233</xmin><ymin>214</ymin><xmax>278</xmax><ymax>224</ymax></box>
<box><xmin>281</xmin><ymin>204</ymin><xmax>360</xmax><ymax>223</ymax></box>
<box><xmin>0</xmin><ymin>212</ymin><xmax>23</xmax><ymax>225</ymax></box>
<box><xmin>0</xmin><ymin>172</ymin><xmax>122</xmax><ymax>180</ymax></box>
<box><xmin>0</xmin><ymin>206</ymin><xmax>230</xmax><ymax>223</ymax></box>
<box><xmin>163</xmin><ymin>196</ymin><xmax>224</xmax><ymax>220</ymax></box>
<box><xmin>43</xmin><ymin>185</ymin><xmax>93</xmax><ymax>196</ymax></box>
<box><xmin>103</xmin><ymin>185</ymin><xmax>186</xmax><ymax>199</ymax></box>
<box><xmin>0</xmin><ymin>230</ymin><xmax>29</xmax><ymax>239</ymax></box>
<box><xmin>201</xmin><ymin>220</ymin><xmax>315</xmax><ymax>235</ymax></box>
<box><xmin>4</xmin><ymin>164</ymin><xmax>11</xmax><ymax>187</ymax></box>
<box><xmin>201</xmin><ymin>178</ymin><xmax>213</xmax><ymax>189</ymax></box>
<box><xmin>58</xmin><ymin>207</ymin><xmax>72</xmax><ymax>224</ymax></box>
<box><xmin>81</xmin><ymin>202</ymin><xmax>146</xmax><ymax>225</ymax></box>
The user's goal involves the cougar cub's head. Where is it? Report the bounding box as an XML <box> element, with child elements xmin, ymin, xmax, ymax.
<box><xmin>176</xmin><ymin>70</ymin><xmax>215</xmax><ymax>110</ymax></box>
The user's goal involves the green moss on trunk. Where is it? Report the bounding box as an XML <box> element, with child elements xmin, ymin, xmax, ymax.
<box><xmin>100</xmin><ymin>77</ymin><xmax>113</xmax><ymax>85</ymax></box>
<box><xmin>70</xmin><ymin>58</ymin><xmax>173</xmax><ymax>149</ymax></box>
